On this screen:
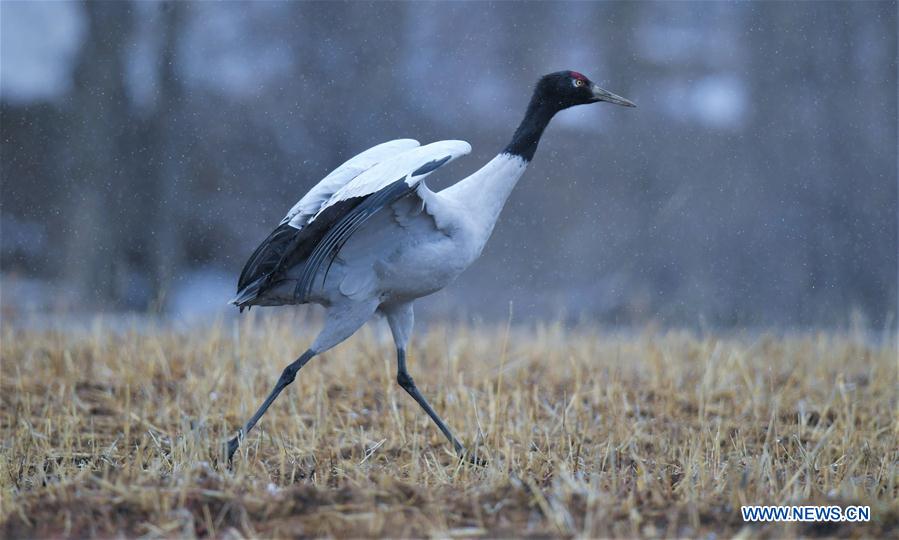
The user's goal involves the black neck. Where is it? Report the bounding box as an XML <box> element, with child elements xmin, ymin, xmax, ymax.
<box><xmin>503</xmin><ymin>96</ymin><xmax>557</xmax><ymax>162</ymax></box>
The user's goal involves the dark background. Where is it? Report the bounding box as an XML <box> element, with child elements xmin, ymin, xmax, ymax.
<box><xmin>1</xmin><ymin>1</ymin><xmax>896</xmax><ymax>328</ymax></box>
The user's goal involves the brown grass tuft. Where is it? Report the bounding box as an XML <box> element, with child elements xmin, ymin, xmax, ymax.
<box><xmin>1</xmin><ymin>314</ymin><xmax>896</xmax><ymax>538</ymax></box>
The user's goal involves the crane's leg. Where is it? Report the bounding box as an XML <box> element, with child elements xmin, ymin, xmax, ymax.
<box><xmin>384</xmin><ymin>302</ymin><xmax>484</xmax><ymax>465</ymax></box>
<box><xmin>226</xmin><ymin>349</ymin><xmax>315</xmax><ymax>460</ymax></box>
<box><xmin>227</xmin><ymin>299</ymin><xmax>379</xmax><ymax>462</ymax></box>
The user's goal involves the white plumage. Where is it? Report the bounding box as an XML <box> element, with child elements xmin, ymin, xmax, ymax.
<box><xmin>281</xmin><ymin>138</ymin><xmax>420</xmax><ymax>229</ymax></box>
<box><xmin>312</xmin><ymin>140</ymin><xmax>471</xmax><ymax>219</ymax></box>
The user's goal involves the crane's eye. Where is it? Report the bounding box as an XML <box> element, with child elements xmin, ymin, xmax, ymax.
<box><xmin>574</xmin><ymin>78</ymin><xmax>586</xmax><ymax>87</ymax></box>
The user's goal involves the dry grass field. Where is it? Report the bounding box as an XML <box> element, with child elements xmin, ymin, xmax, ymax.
<box><xmin>1</xmin><ymin>313</ymin><xmax>896</xmax><ymax>538</ymax></box>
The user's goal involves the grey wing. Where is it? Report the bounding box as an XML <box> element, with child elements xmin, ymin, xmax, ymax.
<box><xmin>296</xmin><ymin>156</ymin><xmax>464</xmax><ymax>300</ymax></box>
<box><xmin>294</xmin><ymin>178</ymin><xmax>417</xmax><ymax>301</ymax></box>
<box><xmin>231</xmin><ymin>197</ymin><xmax>365</xmax><ymax>309</ymax></box>
<box><xmin>234</xmin><ymin>177</ymin><xmax>420</xmax><ymax>308</ymax></box>
<box><xmin>281</xmin><ymin>139</ymin><xmax>420</xmax><ymax>228</ymax></box>
<box><xmin>232</xmin><ymin>140</ymin><xmax>422</xmax><ymax>308</ymax></box>
<box><xmin>233</xmin><ymin>141</ymin><xmax>469</xmax><ymax>309</ymax></box>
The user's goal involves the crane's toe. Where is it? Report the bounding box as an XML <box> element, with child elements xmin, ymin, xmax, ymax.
<box><xmin>224</xmin><ymin>435</ymin><xmax>240</xmax><ymax>464</ymax></box>
<box><xmin>459</xmin><ymin>448</ymin><xmax>488</xmax><ymax>467</ymax></box>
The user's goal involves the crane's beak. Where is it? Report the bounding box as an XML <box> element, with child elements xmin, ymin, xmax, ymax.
<box><xmin>591</xmin><ymin>84</ymin><xmax>636</xmax><ymax>107</ymax></box>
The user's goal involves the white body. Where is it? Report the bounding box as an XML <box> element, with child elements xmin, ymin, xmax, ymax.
<box><xmin>258</xmin><ymin>145</ymin><xmax>526</xmax><ymax>304</ymax></box>
<box><xmin>332</xmin><ymin>153</ymin><xmax>527</xmax><ymax>304</ymax></box>
<box><xmin>246</xmin><ymin>142</ymin><xmax>528</xmax><ymax>351</ymax></box>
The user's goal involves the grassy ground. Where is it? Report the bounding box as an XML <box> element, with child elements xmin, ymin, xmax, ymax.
<box><xmin>1</xmin><ymin>313</ymin><xmax>896</xmax><ymax>538</ymax></box>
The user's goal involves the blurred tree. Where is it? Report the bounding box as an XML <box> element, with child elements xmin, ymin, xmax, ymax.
<box><xmin>62</xmin><ymin>0</ymin><xmax>134</xmax><ymax>309</ymax></box>
<box><xmin>144</xmin><ymin>0</ymin><xmax>186</xmax><ymax>310</ymax></box>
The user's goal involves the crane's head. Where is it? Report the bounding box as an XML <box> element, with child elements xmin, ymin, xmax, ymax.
<box><xmin>535</xmin><ymin>71</ymin><xmax>636</xmax><ymax>111</ymax></box>
<box><xmin>505</xmin><ymin>71</ymin><xmax>635</xmax><ymax>160</ymax></box>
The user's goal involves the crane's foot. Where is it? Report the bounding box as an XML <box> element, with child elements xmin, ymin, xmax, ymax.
<box><xmin>456</xmin><ymin>446</ymin><xmax>488</xmax><ymax>467</ymax></box>
<box><xmin>224</xmin><ymin>432</ymin><xmax>241</xmax><ymax>464</ymax></box>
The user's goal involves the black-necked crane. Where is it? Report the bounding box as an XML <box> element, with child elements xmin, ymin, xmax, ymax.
<box><xmin>226</xmin><ymin>70</ymin><xmax>635</xmax><ymax>462</ymax></box>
